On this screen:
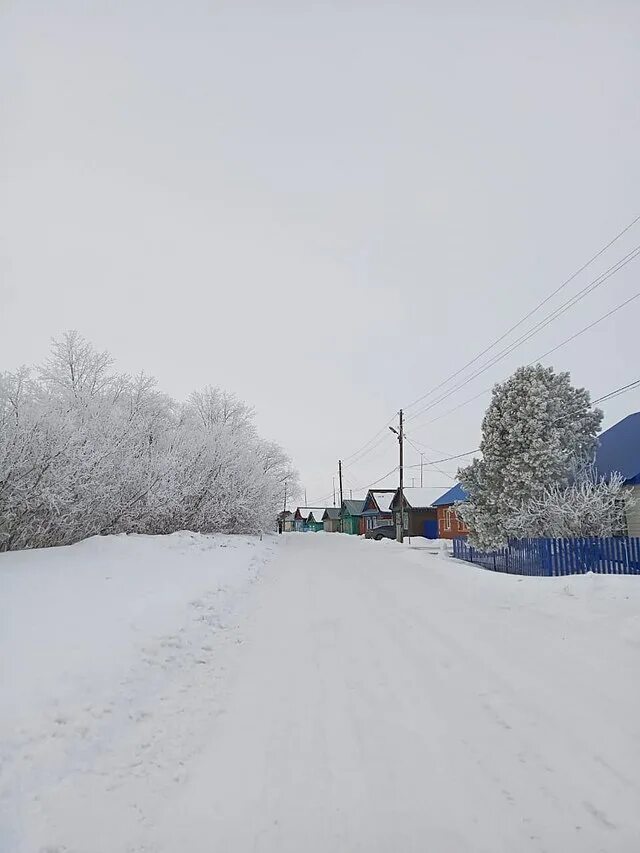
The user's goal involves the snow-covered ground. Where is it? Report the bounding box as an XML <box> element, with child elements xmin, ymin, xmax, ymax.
<box><xmin>2</xmin><ymin>532</ymin><xmax>639</xmax><ymax>851</ymax></box>
<box><xmin>1</xmin><ymin>532</ymin><xmax>275</xmax><ymax>853</ymax></box>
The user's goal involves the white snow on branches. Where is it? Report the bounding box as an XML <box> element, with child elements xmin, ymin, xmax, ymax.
<box><xmin>507</xmin><ymin>466</ymin><xmax>632</xmax><ymax>539</ymax></box>
<box><xmin>458</xmin><ymin>364</ymin><xmax>603</xmax><ymax>548</ymax></box>
<box><xmin>0</xmin><ymin>332</ymin><xmax>299</xmax><ymax>551</ymax></box>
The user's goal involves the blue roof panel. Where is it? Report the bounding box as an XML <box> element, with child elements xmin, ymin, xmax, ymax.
<box><xmin>595</xmin><ymin>412</ymin><xmax>640</xmax><ymax>484</ymax></box>
<box><xmin>432</xmin><ymin>483</ymin><xmax>468</xmax><ymax>506</ymax></box>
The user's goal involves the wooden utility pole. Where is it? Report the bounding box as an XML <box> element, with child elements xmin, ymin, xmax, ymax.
<box><xmin>338</xmin><ymin>460</ymin><xmax>344</xmax><ymax>532</ymax></box>
<box><xmin>420</xmin><ymin>453</ymin><xmax>424</xmax><ymax>488</ymax></box>
<box><xmin>398</xmin><ymin>409</ymin><xmax>404</xmax><ymax>543</ymax></box>
<box><xmin>283</xmin><ymin>480</ymin><xmax>287</xmax><ymax>513</ymax></box>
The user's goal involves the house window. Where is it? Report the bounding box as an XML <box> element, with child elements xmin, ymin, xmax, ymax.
<box><xmin>445</xmin><ymin>509</ymin><xmax>452</xmax><ymax>531</ymax></box>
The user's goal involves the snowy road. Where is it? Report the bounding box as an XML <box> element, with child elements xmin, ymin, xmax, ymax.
<box><xmin>3</xmin><ymin>533</ymin><xmax>640</xmax><ymax>851</ymax></box>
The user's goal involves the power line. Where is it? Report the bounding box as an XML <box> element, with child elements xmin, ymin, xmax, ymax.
<box><xmin>312</xmin><ymin>214</ymin><xmax>640</xmax><ymax>500</ymax></box>
<box><xmin>308</xmin><ymin>377</ymin><xmax>640</xmax><ymax>508</ymax></box>
<box><xmin>404</xmin><ymin>435</ymin><xmax>456</xmax><ymax>480</ymax></box>
<box><xmin>403</xmin><ymin>213</ymin><xmax>640</xmax><ymax>415</ymax></box>
<box><xmin>407</xmin><ymin>246</ymin><xmax>640</xmax><ymax>423</ymax></box>
<box><xmin>408</xmin><ymin>377</ymin><xmax>640</xmax><ymax>473</ymax></box>
<box><xmin>409</xmin><ymin>287</ymin><xmax>640</xmax><ymax>434</ymax></box>
<box><xmin>531</xmin><ymin>290</ymin><xmax>640</xmax><ymax>364</ymax></box>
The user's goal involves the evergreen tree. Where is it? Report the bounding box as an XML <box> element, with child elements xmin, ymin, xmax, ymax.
<box><xmin>457</xmin><ymin>364</ymin><xmax>602</xmax><ymax>548</ymax></box>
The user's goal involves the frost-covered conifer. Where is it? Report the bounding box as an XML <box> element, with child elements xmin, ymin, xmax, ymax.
<box><xmin>457</xmin><ymin>364</ymin><xmax>602</xmax><ymax>548</ymax></box>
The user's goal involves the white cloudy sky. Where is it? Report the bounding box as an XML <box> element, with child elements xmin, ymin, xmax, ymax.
<box><xmin>2</xmin><ymin>1</ymin><xmax>640</xmax><ymax>505</ymax></box>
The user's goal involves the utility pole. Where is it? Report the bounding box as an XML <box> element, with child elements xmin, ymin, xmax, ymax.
<box><xmin>304</xmin><ymin>488</ymin><xmax>307</xmax><ymax>506</ymax></box>
<box><xmin>389</xmin><ymin>410</ymin><xmax>404</xmax><ymax>543</ymax></box>
<box><xmin>399</xmin><ymin>409</ymin><xmax>404</xmax><ymax>543</ymax></box>
<box><xmin>283</xmin><ymin>480</ymin><xmax>287</xmax><ymax>513</ymax></box>
<box><xmin>350</xmin><ymin>489</ymin><xmax>352</xmax><ymax>499</ymax></box>
<box><xmin>338</xmin><ymin>460</ymin><xmax>344</xmax><ymax>532</ymax></box>
<box><xmin>333</xmin><ymin>477</ymin><xmax>336</xmax><ymax>507</ymax></box>
<box><xmin>420</xmin><ymin>453</ymin><xmax>424</xmax><ymax>488</ymax></box>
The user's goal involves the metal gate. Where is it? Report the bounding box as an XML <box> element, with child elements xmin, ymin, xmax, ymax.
<box><xmin>423</xmin><ymin>519</ymin><xmax>438</xmax><ymax>539</ymax></box>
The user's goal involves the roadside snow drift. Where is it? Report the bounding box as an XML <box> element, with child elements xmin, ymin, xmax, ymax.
<box><xmin>1</xmin><ymin>532</ymin><xmax>274</xmax><ymax>853</ymax></box>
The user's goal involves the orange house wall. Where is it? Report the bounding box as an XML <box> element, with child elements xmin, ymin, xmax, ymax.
<box><xmin>437</xmin><ymin>506</ymin><xmax>469</xmax><ymax>539</ymax></box>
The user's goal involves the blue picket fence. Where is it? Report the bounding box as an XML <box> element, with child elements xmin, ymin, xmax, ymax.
<box><xmin>452</xmin><ymin>536</ymin><xmax>640</xmax><ymax>576</ymax></box>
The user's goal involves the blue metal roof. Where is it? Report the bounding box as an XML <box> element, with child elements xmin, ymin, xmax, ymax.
<box><xmin>595</xmin><ymin>412</ymin><xmax>640</xmax><ymax>485</ymax></box>
<box><xmin>431</xmin><ymin>483</ymin><xmax>468</xmax><ymax>506</ymax></box>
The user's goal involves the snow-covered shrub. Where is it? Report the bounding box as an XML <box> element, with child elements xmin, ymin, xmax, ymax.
<box><xmin>506</xmin><ymin>467</ymin><xmax>631</xmax><ymax>539</ymax></box>
<box><xmin>0</xmin><ymin>332</ymin><xmax>299</xmax><ymax>550</ymax></box>
<box><xmin>457</xmin><ymin>364</ymin><xmax>603</xmax><ymax>548</ymax></box>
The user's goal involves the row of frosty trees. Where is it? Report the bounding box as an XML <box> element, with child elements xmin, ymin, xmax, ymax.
<box><xmin>0</xmin><ymin>332</ymin><xmax>299</xmax><ymax>551</ymax></box>
<box><xmin>456</xmin><ymin>364</ymin><xmax>628</xmax><ymax>549</ymax></box>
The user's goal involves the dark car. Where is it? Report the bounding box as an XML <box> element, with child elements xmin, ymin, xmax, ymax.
<box><xmin>364</xmin><ymin>524</ymin><xmax>396</xmax><ymax>541</ymax></box>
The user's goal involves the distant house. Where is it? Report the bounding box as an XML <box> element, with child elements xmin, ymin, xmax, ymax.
<box><xmin>306</xmin><ymin>509</ymin><xmax>326</xmax><ymax>532</ymax></box>
<box><xmin>277</xmin><ymin>510</ymin><xmax>294</xmax><ymax>533</ymax></box>
<box><xmin>432</xmin><ymin>484</ymin><xmax>469</xmax><ymax>539</ymax></box>
<box><xmin>322</xmin><ymin>507</ymin><xmax>341</xmax><ymax>533</ymax></box>
<box><xmin>390</xmin><ymin>487</ymin><xmax>439</xmax><ymax>538</ymax></box>
<box><xmin>293</xmin><ymin>507</ymin><xmax>327</xmax><ymax>532</ymax></box>
<box><xmin>341</xmin><ymin>499</ymin><xmax>365</xmax><ymax>535</ymax></box>
<box><xmin>360</xmin><ymin>489</ymin><xmax>396</xmax><ymax>534</ymax></box>
<box><xmin>595</xmin><ymin>412</ymin><xmax>640</xmax><ymax>535</ymax></box>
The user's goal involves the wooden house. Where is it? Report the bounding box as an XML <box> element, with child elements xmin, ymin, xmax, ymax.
<box><xmin>306</xmin><ymin>509</ymin><xmax>327</xmax><ymax>532</ymax></box>
<box><xmin>431</xmin><ymin>484</ymin><xmax>469</xmax><ymax>539</ymax></box>
<box><xmin>322</xmin><ymin>507</ymin><xmax>341</xmax><ymax>533</ymax></box>
<box><xmin>390</xmin><ymin>487</ymin><xmax>439</xmax><ymax>538</ymax></box>
<box><xmin>341</xmin><ymin>499</ymin><xmax>365</xmax><ymax>534</ymax></box>
<box><xmin>293</xmin><ymin>507</ymin><xmax>327</xmax><ymax>532</ymax></box>
<box><xmin>360</xmin><ymin>489</ymin><xmax>396</xmax><ymax>534</ymax></box>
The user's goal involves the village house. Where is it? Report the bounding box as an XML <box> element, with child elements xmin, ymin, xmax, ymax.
<box><xmin>277</xmin><ymin>510</ymin><xmax>294</xmax><ymax>533</ymax></box>
<box><xmin>432</xmin><ymin>484</ymin><xmax>469</xmax><ymax>539</ymax></box>
<box><xmin>390</xmin><ymin>487</ymin><xmax>439</xmax><ymax>538</ymax></box>
<box><xmin>359</xmin><ymin>489</ymin><xmax>395</xmax><ymax>534</ymax></box>
<box><xmin>306</xmin><ymin>509</ymin><xmax>327</xmax><ymax>532</ymax></box>
<box><xmin>322</xmin><ymin>507</ymin><xmax>341</xmax><ymax>532</ymax></box>
<box><xmin>293</xmin><ymin>507</ymin><xmax>327</xmax><ymax>532</ymax></box>
<box><xmin>595</xmin><ymin>411</ymin><xmax>640</xmax><ymax>536</ymax></box>
<box><xmin>340</xmin><ymin>499</ymin><xmax>365</xmax><ymax>535</ymax></box>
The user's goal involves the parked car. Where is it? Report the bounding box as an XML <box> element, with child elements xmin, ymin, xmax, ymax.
<box><xmin>365</xmin><ymin>525</ymin><xmax>396</xmax><ymax>541</ymax></box>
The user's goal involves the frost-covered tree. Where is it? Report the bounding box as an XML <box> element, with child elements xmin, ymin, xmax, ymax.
<box><xmin>506</xmin><ymin>466</ymin><xmax>630</xmax><ymax>539</ymax></box>
<box><xmin>457</xmin><ymin>364</ymin><xmax>603</xmax><ymax>548</ymax></box>
<box><xmin>0</xmin><ymin>332</ymin><xmax>299</xmax><ymax>551</ymax></box>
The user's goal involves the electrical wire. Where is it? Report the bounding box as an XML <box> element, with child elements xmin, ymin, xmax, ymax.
<box><xmin>409</xmin><ymin>287</ymin><xmax>640</xmax><ymax>434</ymax></box>
<box><xmin>403</xmin><ymin>213</ymin><xmax>640</xmax><ymax>415</ymax></box>
<box><xmin>406</xmin><ymin>245</ymin><xmax>640</xmax><ymax>423</ymax></box>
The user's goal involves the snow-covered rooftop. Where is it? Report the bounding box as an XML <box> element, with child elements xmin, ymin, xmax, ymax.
<box><xmin>296</xmin><ymin>507</ymin><xmax>326</xmax><ymax>520</ymax></box>
<box><xmin>371</xmin><ymin>491</ymin><xmax>395</xmax><ymax>512</ymax></box>
<box><xmin>432</xmin><ymin>483</ymin><xmax>468</xmax><ymax>507</ymax></box>
<box><xmin>401</xmin><ymin>486</ymin><xmax>452</xmax><ymax>509</ymax></box>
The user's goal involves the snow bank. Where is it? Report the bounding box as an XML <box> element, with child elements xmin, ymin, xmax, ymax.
<box><xmin>0</xmin><ymin>532</ymin><xmax>275</xmax><ymax>853</ymax></box>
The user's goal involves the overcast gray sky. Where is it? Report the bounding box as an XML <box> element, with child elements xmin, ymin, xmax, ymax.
<box><xmin>2</xmin><ymin>1</ymin><xmax>640</xmax><ymax>505</ymax></box>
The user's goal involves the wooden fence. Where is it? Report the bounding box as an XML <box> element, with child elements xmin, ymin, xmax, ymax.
<box><xmin>452</xmin><ymin>536</ymin><xmax>640</xmax><ymax>576</ymax></box>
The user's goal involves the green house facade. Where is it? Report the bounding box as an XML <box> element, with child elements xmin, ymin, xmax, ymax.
<box><xmin>340</xmin><ymin>499</ymin><xmax>365</xmax><ymax>534</ymax></box>
<box><xmin>306</xmin><ymin>510</ymin><xmax>326</xmax><ymax>532</ymax></box>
